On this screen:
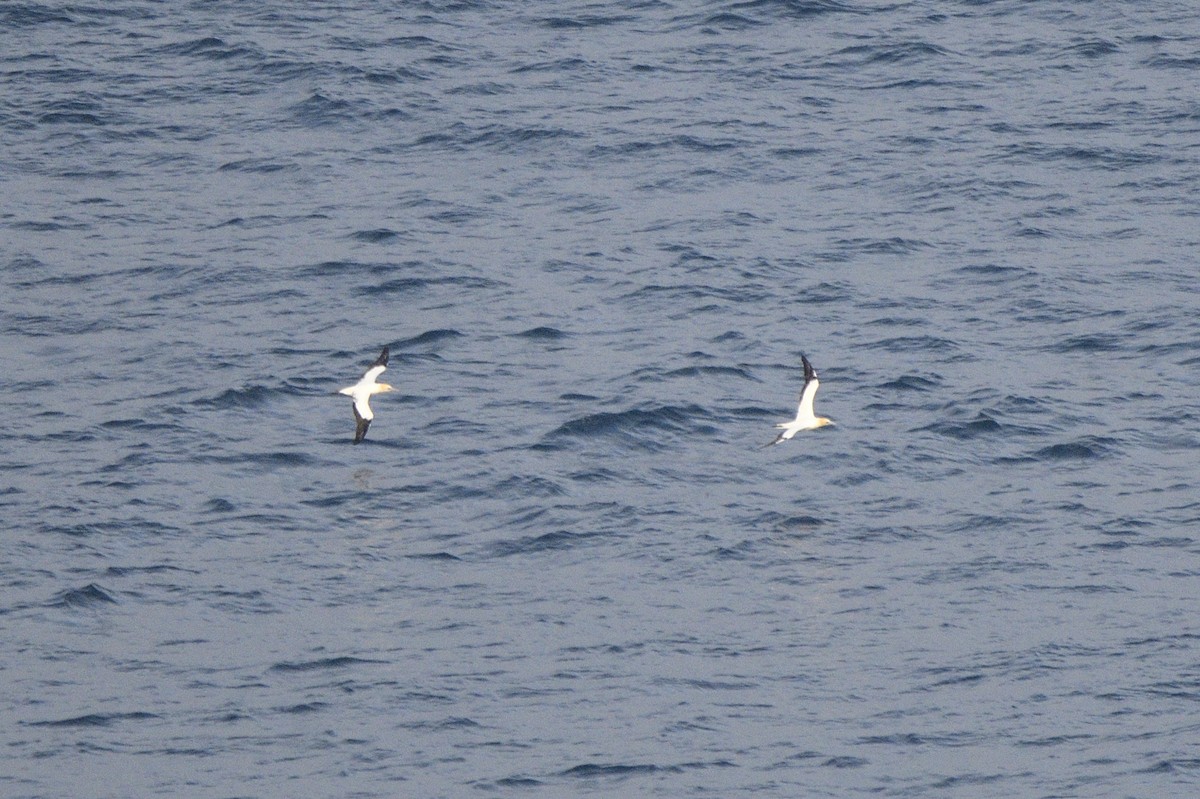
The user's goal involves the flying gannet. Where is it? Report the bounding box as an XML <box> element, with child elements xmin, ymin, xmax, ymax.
<box><xmin>766</xmin><ymin>353</ymin><xmax>834</xmax><ymax>447</ymax></box>
<box><xmin>338</xmin><ymin>346</ymin><xmax>394</xmax><ymax>444</ymax></box>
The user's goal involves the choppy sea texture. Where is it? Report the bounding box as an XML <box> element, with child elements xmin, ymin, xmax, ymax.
<box><xmin>3</xmin><ymin>1</ymin><xmax>1200</xmax><ymax>797</ymax></box>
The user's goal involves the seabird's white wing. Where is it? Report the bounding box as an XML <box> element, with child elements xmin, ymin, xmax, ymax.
<box><xmin>363</xmin><ymin>364</ymin><xmax>387</xmax><ymax>383</ymax></box>
<box><xmin>353</xmin><ymin>394</ymin><xmax>374</xmax><ymax>422</ymax></box>
<box><xmin>797</xmin><ymin>377</ymin><xmax>819</xmax><ymax>420</ymax></box>
<box><xmin>353</xmin><ymin>403</ymin><xmax>371</xmax><ymax>444</ymax></box>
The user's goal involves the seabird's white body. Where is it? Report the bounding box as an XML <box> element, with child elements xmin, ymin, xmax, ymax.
<box><xmin>767</xmin><ymin>354</ymin><xmax>833</xmax><ymax>446</ymax></box>
<box><xmin>339</xmin><ymin>347</ymin><xmax>393</xmax><ymax>443</ymax></box>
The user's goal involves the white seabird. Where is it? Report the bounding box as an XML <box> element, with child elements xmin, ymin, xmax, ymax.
<box><xmin>338</xmin><ymin>346</ymin><xmax>394</xmax><ymax>444</ymax></box>
<box><xmin>766</xmin><ymin>353</ymin><xmax>834</xmax><ymax>447</ymax></box>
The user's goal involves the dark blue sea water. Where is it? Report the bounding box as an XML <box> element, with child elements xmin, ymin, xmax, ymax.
<box><xmin>4</xmin><ymin>1</ymin><xmax>1200</xmax><ymax>796</ymax></box>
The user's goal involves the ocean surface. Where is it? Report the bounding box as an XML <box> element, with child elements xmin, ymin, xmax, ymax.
<box><xmin>3</xmin><ymin>1</ymin><xmax>1200</xmax><ymax>796</ymax></box>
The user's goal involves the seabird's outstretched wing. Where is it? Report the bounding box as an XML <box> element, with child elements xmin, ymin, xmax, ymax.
<box><xmin>797</xmin><ymin>354</ymin><xmax>820</xmax><ymax>419</ymax></box>
<box><xmin>362</xmin><ymin>346</ymin><xmax>390</xmax><ymax>383</ymax></box>
<box><xmin>353</xmin><ymin>403</ymin><xmax>371</xmax><ymax>444</ymax></box>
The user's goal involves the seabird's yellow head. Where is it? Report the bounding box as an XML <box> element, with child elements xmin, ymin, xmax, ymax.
<box><xmin>816</xmin><ymin>417</ymin><xmax>834</xmax><ymax>428</ymax></box>
<box><xmin>375</xmin><ymin>383</ymin><xmax>395</xmax><ymax>394</ymax></box>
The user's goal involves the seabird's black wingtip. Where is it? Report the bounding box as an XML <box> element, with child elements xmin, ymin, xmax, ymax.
<box><xmin>351</xmin><ymin>401</ymin><xmax>371</xmax><ymax>443</ymax></box>
<box><xmin>370</xmin><ymin>346</ymin><xmax>390</xmax><ymax>369</ymax></box>
<box><xmin>801</xmin><ymin>353</ymin><xmax>817</xmax><ymax>381</ymax></box>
